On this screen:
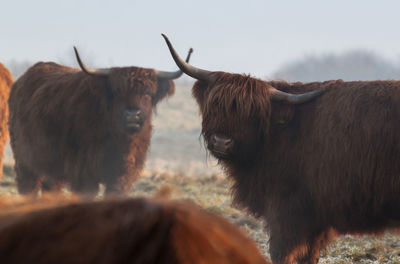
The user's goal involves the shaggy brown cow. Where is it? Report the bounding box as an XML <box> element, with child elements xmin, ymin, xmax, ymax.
<box><xmin>0</xmin><ymin>194</ymin><xmax>269</xmax><ymax>264</ymax></box>
<box><xmin>9</xmin><ymin>47</ymin><xmax>192</xmax><ymax>196</ymax></box>
<box><xmin>162</xmin><ymin>35</ymin><xmax>400</xmax><ymax>264</ymax></box>
<box><xmin>0</xmin><ymin>64</ymin><xmax>12</xmax><ymax>182</ymax></box>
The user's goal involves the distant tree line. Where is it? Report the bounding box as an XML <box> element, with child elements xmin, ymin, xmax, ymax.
<box><xmin>5</xmin><ymin>50</ymin><xmax>400</xmax><ymax>82</ymax></box>
<box><xmin>272</xmin><ymin>50</ymin><xmax>400</xmax><ymax>82</ymax></box>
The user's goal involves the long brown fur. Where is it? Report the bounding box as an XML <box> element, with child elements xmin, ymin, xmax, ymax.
<box><xmin>0</xmin><ymin>64</ymin><xmax>12</xmax><ymax>182</ymax></box>
<box><xmin>9</xmin><ymin>62</ymin><xmax>175</xmax><ymax>196</ymax></box>
<box><xmin>193</xmin><ymin>72</ymin><xmax>400</xmax><ymax>263</ymax></box>
<box><xmin>0</xmin><ymin>194</ymin><xmax>269</xmax><ymax>264</ymax></box>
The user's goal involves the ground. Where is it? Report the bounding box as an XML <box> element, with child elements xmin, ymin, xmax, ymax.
<box><xmin>1</xmin><ymin>165</ymin><xmax>399</xmax><ymax>263</ymax></box>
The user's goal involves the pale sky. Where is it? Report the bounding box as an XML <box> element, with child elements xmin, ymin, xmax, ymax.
<box><xmin>2</xmin><ymin>0</ymin><xmax>400</xmax><ymax>78</ymax></box>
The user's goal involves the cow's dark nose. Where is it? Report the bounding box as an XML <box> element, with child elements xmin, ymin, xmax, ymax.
<box><xmin>210</xmin><ymin>134</ymin><xmax>234</xmax><ymax>155</ymax></box>
<box><xmin>126</xmin><ymin>110</ymin><xmax>141</xmax><ymax>120</ymax></box>
<box><xmin>124</xmin><ymin>110</ymin><xmax>143</xmax><ymax>131</ymax></box>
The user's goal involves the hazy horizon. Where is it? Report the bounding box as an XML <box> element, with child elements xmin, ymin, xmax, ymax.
<box><xmin>2</xmin><ymin>0</ymin><xmax>400</xmax><ymax>78</ymax></box>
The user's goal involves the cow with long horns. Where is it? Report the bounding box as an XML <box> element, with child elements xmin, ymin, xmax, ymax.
<box><xmin>0</xmin><ymin>194</ymin><xmax>269</xmax><ymax>264</ymax></box>
<box><xmin>162</xmin><ymin>34</ymin><xmax>400</xmax><ymax>264</ymax></box>
<box><xmin>9</xmin><ymin>47</ymin><xmax>192</xmax><ymax>196</ymax></box>
<box><xmin>0</xmin><ymin>63</ymin><xmax>12</xmax><ymax>182</ymax></box>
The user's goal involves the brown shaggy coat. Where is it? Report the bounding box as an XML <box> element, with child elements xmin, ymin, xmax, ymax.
<box><xmin>0</xmin><ymin>195</ymin><xmax>268</xmax><ymax>264</ymax></box>
<box><xmin>0</xmin><ymin>64</ymin><xmax>12</xmax><ymax>182</ymax></box>
<box><xmin>193</xmin><ymin>73</ymin><xmax>400</xmax><ymax>263</ymax></box>
<box><xmin>9</xmin><ymin>62</ymin><xmax>174</xmax><ymax>195</ymax></box>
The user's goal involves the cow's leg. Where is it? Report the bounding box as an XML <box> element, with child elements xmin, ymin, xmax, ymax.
<box><xmin>15</xmin><ymin>163</ymin><xmax>41</xmax><ymax>195</ymax></box>
<box><xmin>102</xmin><ymin>158</ymin><xmax>141</xmax><ymax>197</ymax></box>
<box><xmin>267</xmin><ymin>197</ymin><xmax>323</xmax><ymax>264</ymax></box>
<box><xmin>69</xmin><ymin>170</ymin><xmax>99</xmax><ymax>199</ymax></box>
<box><xmin>104</xmin><ymin>183</ymin><xmax>122</xmax><ymax>196</ymax></box>
<box><xmin>69</xmin><ymin>181</ymin><xmax>99</xmax><ymax>199</ymax></box>
<box><xmin>41</xmin><ymin>177</ymin><xmax>64</xmax><ymax>194</ymax></box>
<box><xmin>269</xmin><ymin>226</ymin><xmax>330</xmax><ymax>264</ymax></box>
<box><xmin>269</xmin><ymin>230</ymin><xmax>308</xmax><ymax>264</ymax></box>
<box><xmin>297</xmin><ymin>229</ymin><xmax>334</xmax><ymax>264</ymax></box>
<box><xmin>103</xmin><ymin>171</ymin><xmax>139</xmax><ymax>197</ymax></box>
<box><xmin>101</xmin><ymin>172</ymin><xmax>119</xmax><ymax>196</ymax></box>
<box><xmin>296</xmin><ymin>244</ymin><xmax>320</xmax><ymax>264</ymax></box>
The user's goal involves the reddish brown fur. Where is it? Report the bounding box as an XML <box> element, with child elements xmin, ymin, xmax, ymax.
<box><xmin>0</xmin><ymin>64</ymin><xmax>13</xmax><ymax>182</ymax></box>
<box><xmin>193</xmin><ymin>72</ymin><xmax>400</xmax><ymax>263</ymax></box>
<box><xmin>0</xmin><ymin>195</ymin><xmax>269</xmax><ymax>264</ymax></box>
<box><xmin>9</xmin><ymin>62</ymin><xmax>175</xmax><ymax>196</ymax></box>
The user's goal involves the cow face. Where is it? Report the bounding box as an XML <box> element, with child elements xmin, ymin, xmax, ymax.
<box><xmin>161</xmin><ymin>34</ymin><xmax>323</xmax><ymax>163</ymax></box>
<box><xmin>108</xmin><ymin>67</ymin><xmax>175</xmax><ymax>134</ymax></box>
<box><xmin>121</xmin><ymin>92</ymin><xmax>152</xmax><ymax>134</ymax></box>
<box><xmin>72</xmin><ymin>46</ymin><xmax>188</xmax><ymax>136</ymax></box>
<box><xmin>192</xmin><ymin>74</ymin><xmax>271</xmax><ymax>162</ymax></box>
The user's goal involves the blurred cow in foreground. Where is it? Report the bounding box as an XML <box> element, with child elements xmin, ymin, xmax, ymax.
<box><xmin>0</xmin><ymin>194</ymin><xmax>268</xmax><ymax>264</ymax></box>
<box><xmin>9</xmin><ymin>47</ymin><xmax>192</xmax><ymax>196</ymax></box>
<box><xmin>0</xmin><ymin>64</ymin><xmax>12</xmax><ymax>182</ymax></box>
<box><xmin>163</xmin><ymin>34</ymin><xmax>400</xmax><ymax>264</ymax></box>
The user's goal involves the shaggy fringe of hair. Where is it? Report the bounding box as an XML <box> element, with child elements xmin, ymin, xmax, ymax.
<box><xmin>108</xmin><ymin>67</ymin><xmax>157</xmax><ymax>95</ymax></box>
<box><xmin>198</xmin><ymin>72</ymin><xmax>272</xmax><ymax>135</ymax></box>
<box><xmin>108</xmin><ymin>67</ymin><xmax>175</xmax><ymax>107</ymax></box>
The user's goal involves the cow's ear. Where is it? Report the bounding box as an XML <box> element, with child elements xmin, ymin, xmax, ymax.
<box><xmin>192</xmin><ymin>80</ymin><xmax>209</xmax><ymax>112</ymax></box>
<box><xmin>270</xmin><ymin>101</ymin><xmax>295</xmax><ymax>126</ymax></box>
<box><xmin>153</xmin><ymin>79</ymin><xmax>175</xmax><ymax>105</ymax></box>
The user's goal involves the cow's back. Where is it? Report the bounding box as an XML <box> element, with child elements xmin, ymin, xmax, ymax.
<box><xmin>0</xmin><ymin>196</ymin><xmax>269</xmax><ymax>264</ymax></box>
<box><xmin>284</xmin><ymin>80</ymin><xmax>400</xmax><ymax>231</ymax></box>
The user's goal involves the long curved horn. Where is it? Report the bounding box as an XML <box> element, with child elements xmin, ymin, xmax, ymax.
<box><xmin>156</xmin><ymin>47</ymin><xmax>194</xmax><ymax>79</ymax></box>
<box><xmin>269</xmin><ymin>88</ymin><xmax>324</xmax><ymax>104</ymax></box>
<box><xmin>161</xmin><ymin>34</ymin><xmax>216</xmax><ymax>83</ymax></box>
<box><xmin>73</xmin><ymin>47</ymin><xmax>110</xmax><ymax>77</ymax></box>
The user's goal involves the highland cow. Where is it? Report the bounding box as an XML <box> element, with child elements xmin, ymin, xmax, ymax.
<box><xmin>162</xmin><ymin>34</ymin><xmax>400</xmax><ymax>264</ymax></box>
<box><xmin>0</xmin><ymin>64</ymin><xmax>12</xmax><ymax>182</ymax></box>
<box><xmin>9</xmin><ymin>47</ymin><xmax>192</xmax><ymax>196</ymax></box>
<box><xmin>0</xmin><ymin>194</ymin><xmax>268</xmax><ymax>264</ymax></box>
